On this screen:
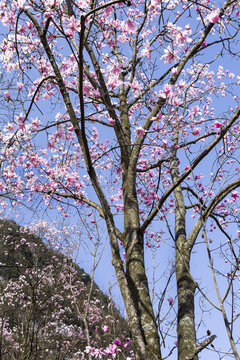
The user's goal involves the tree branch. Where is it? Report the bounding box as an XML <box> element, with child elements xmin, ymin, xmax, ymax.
<box><xmin>185</xmin><ymin>335</ymin><xmax>217</xmax><ymax>360</ymax></box>
<box><xmin>141</xmin><ymin>106</ymin><xmax>240</xmax><ymax>231</ymax></box>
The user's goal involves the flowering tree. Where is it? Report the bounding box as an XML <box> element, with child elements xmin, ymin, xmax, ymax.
<box><xmin>0</xmin><ymin>0</ymin><xmax>240</xmax><ymax>359</ymax></box>
<box><xmin>0</xmin><ymin>220</ymin><xmax>132</xmax><ymax>359</ymax></box>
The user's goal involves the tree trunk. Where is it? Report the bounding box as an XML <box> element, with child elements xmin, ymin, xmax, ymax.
<box><xmin>125</xmin><ymin>226</ymin><xmax>161</xmax><ymax>360</ymax></box>
<box><xmin>170</xmin><ymin>156</ymin><xmax>197</xmax><ymax>360</ymax></box>
<box><xmin>116</xmin><ymin>168</ymin><xmax>162</xmax><ymax>359</ymax></box>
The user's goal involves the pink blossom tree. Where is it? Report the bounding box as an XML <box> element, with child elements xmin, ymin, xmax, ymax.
<box><xmin>0</xmin><ymin>220</ymin><xmax>132</xmax><ymax>359</ymax></box>
<box><xmin>0</xmin><ymin>0</ymin><xmax>240</xmax><ymax>359</ymax></box>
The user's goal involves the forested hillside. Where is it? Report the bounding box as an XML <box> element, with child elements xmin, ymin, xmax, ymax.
<box><xmin>0</xmin><ymin>220</ymin><xmax>131</xmax><ymax>359</ymax></box>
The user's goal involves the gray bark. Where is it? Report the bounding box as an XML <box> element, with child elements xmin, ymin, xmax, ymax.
<box><xmin>170</xmin><ymin>155</ymin><xmax>197</xmax><ymax>360</ymax></box>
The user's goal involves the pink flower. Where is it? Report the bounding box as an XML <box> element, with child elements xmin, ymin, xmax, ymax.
<box><xmin>160</xmin><ymin>46</ymin><xmax>179</xmax><ymax>64</ymax></box>
<box><xmin>16</xmin><ymin>113</ymin><xmax>25</xmax><ymax>130</ymax></box>
<box><xmin>208</xmin><ymin>9</ymin><xmax>220</xmax><ymax>24</ymax></box>
<box><xmin>17</xmin><ymin>82</ymin><xmax>24</xmax><ymax>90</ymax></box>
<box><xmin>231</xmin><ymin>191</ymin><xmax>239</xmax><ymax>200</ymax></box>
<box><xmin>66</xmin><ymin>16</ymin><xmax>80</xmax><ymax>36</ymax></box>
<box><xmin>102</xmin><ymin>325</ymin><xmax>109</xmax><ymax>333</ymax></box>
<box><xmin>4</xmin><ymin>91</ymin><xmax>11</xmax><ymax>99</ymax></box>
<box><xmin>213</xmin><ymin>121</ymin><xmax>222</xmax><ymax>128</ymax></box>
<box><xmin>113</xmin><ymin>338</ymin><xmax>122</xmax><ymax>346</ymax></box>
<box><xmin>108</xmin><ymin>118</ymin><xmax>115</xmax><ymax>126</ymax></box>
<box><xmin>141</xmin><ymin>41</ymin><xmax>151</xmax><ymax>61</ymax></box>
<box><xmin>16</xmin><ymin>0</ymin><xmax>26</xmax><ymax>9</ymax></box>
<box><xmin>114</xmin><ymin>64</ymin><xmax>123</xmax><ymax>77</ymax></box>
<box><xmin>192</xmin><ymin>127</ymin><xmax>201</xmax><ymax>136</ymax></box>
<box><xmin>105</xmin><ymin>344</ymin><xmax>118</xmax><ymax>355</ymax></box>
<box><xmin>130</xmin><ymin>79</ymin><xmax>143</xmax><ymax>91</ymax></box>
<box><xmin>190</xmin><ymin>105</ymin><xmax>202</xmax><ymax>116</ymax></box>
<box><xmin>163</xmin><ymin>84</ymin><xmax>172</xmax><ymax>95</ymax></box>
<box><xmin>168</xmin><ymin>297</ymin><xmax>174</xmax><ymax>305</ymax></box>
<box><xmin>104</xmin><ymin>5</ymin><xmax>113</xmax><ymax>17</ymax></box>
<box><xmin>135</xmin><ymin>126</ymin><xmax>146</xmax><ymax>138</ymax></box>
<box><xmin>85</xmin><ymin>346</ymin><xmax>95</xmax><ymax>355</ymax></box>
<box><xmin>126</xmin><ymin>18</ymin><xmax>136</xmax><ymax>33</ymax></box>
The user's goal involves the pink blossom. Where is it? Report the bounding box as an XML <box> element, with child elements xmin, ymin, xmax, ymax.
<box><xmin>168</xmin><ymin>297</ymin><xmax>174</xmax><ymax>305</ymax></box>
<box><xmin>141</xmin><ymin>41</ymin><xmax>151</xmax><ymax>61</ymax></box>
<box><xmin>16</xmin><ymin>113</ymin><xmax>25</xmax><ymax>130</ymax></box>
<box><xmin>16</xmin><ymin>0</ymin><xmax>26</xmax><ymax>9</ymax></box>
<box><xmin>213</xmin><ymin>121</ymin><xmax>222</xmax><ymax>128</ymax></box>
<box><xmin>156</xmin><ymin>113</ymin><xmax>162</xmax><ymax>121</ymax></box>
<box><xmin>113</xmin><ymin>338</ymin><xmax>122</xmax><ymax>346</ymax></box>
<box><xmin>108</xmin><ymin>118</ymin><xmax>115</xmax><ymax>126</ymax></box>
<box><xmin>85</xmin><ymin>346</ymin><xmax>96</xmax><ymax>355</ymax></box>
<box><xmin>4</xmin><ymin>91</ymin><xmax>11</xmax><ymax>99</ymax></box>
<box><xmin>160</xmin><ymin>46</ymin><xmax>179</xmax><ymax>64</ymax></box>
<box><xmin>163</xmin><ymin>84</ymin><xmax>172</xmax><ymax>95</ymax></box>
<box><xmin>65</xmin><ymin>16</ymin><xmax>80</xmax><ymax>36</ymax></box>
<box><xmin>104</xmin><ymin>5</ymin><xmax>113</xmax><ymax>17</ymax></box>
<box><xmin>190</xmin><ymin>105</ymin><xmax>202</xmax><ymax>116</ymax></box>
<box><xmin>126</xmin><ymin>18</ymin><xmax>136</xmax><ymax>33</ymax></box>
<box><xmin>208</xmin><ymin>9</ymin><xmax>220</xmax><ymax>24</ymax></box>
<box><xmin>130</xmin><ymin>79</ymin><xmax>143</xmax><ymax>91</ymax></box>
<box><xmin>178</xmin><ymin>80</ymin><xmax>186</xmax><ymax>89</ymax></box>
<box><xmin>231</xmin><ymin>191</ymin><xmax>239</xmax><ymax>200</ymax></box>
<box><xmin>102</xmin><ymin>325</ymin><xmax>108</xmax><ymax>333</ymax></box>
<box><xmin>192</xmin><ymin>127</ymin><xmax>201</xmax><ymax>136</ymax></box>
<box><xmin>105</xmin><ymin>344</ymin><xmax>118</xmax><ymax>355</ymax></box>
<box><xmin>135</xmin><ymin>126</ymin><xmax>146</xmax><ymax>138</ymax></box>
<box><xmin>124</xmin><ymin>339</ymin><xmax>131</xmax><ymax>349</ymax></box>
<box><xmin>17</xmin><ymin>82</ymin><xmax>24</xmax><ymax>90</ymax></box>
<box><xmin>107</xmin><ymin>75</ymin><xmax>122</xmax><ymax>89</ymax></box>
<box><xmin>94</xmin><ymin>348</ymin><xmax>104</xmax><ymax>357</ymax></box>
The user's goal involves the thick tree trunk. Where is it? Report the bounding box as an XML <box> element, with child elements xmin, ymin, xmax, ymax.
<box><xmin>107</xmin><ymin>221</ymin><xmax>161</xmax><ymax>360</ymax></box>
<box><xmin>170</xmin><ymin>156</ymin><xmax>197</xmax><ymax>360</ymax></box>
<box><xmin>176</xmin><ymin>251</ymin><xmax>197</xmax><ymax>360</ymax></box>
<box><xmin>125</xmin><ymin>227</ymin><xmax>161</xmax><ymax>360</ymax></box>
<box><xmin>117</xmin><ymin>169</ymin><xmax>161</xmax><ymax>359</ymax></box>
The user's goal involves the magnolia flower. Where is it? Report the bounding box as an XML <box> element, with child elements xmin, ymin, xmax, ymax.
<box><xmin>135</xmin><ymin>126</ymin><xmax>146</xmax><ymax>138</ymax></box>
<box><xmin>105</xmin><ymin>343</ymin><xmax>118</xmax><ymax>355</ymax></box>
<box><xmin>108</xmin><ymin>118</ymin><xmax>116</xmax><ymax>126</ymax></box>
<box><xmin>16</xmin><ymin>0</ymin><xmax>26</xmax><ymax>9</ymax></box>
<box><xmin>17</xmin><ymin>82</ymin><xmax>24</xmax><ymax>90</ymax></box>
<box><xmin>208</xmin><ymin>9</ymin><xmax>220</xmax><ymax>24</ymax></box>
<box><xmin>168</xmin><ymin>297</ymin><xmax>174</xmax><ymax>305</ymax></box>
<box><xmin>192</xmin><ymin>127</ymin><xmax>201</xmax><ymax>136</ymax></box>
<box><xmin>213</xmin><ymin>121</ymin><xmax>222</xmax><ymax>128</ymax></box>
<box><xmin>231</xmin><ymin>191</ymin><xmax>239</xmax><ymax>200</ymax></box>
<box><xmin>102</xmin><ymin>325</ymin><xmax>109</xmax><ymax>333</ymax></box>
<box><xmin>140</xmin><ymin>41</ymin><xmax>151</xmax><ymax>61</ymax></box>
<box><xmin>113</xmin><ymin>338</ymin><xmax>122</xmax><ymax>346</ymax></box>
<box><xmin>4</xmin><ymin>91</ymin><xmax>11</xmax><ymax>100</ymax></box>
<box><xmin>126</xmin><ymin>18</ymin><xmax>136</xmax><ymax>33</ymax></box>
<box><xmin>160</xmin><ymin>46</ymin><xmax>179</xmax><ymax>64</ymax></box>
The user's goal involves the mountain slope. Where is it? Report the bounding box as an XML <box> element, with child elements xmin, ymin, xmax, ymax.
<box><xmin>0</xmin><ymin>220</ymin><xmax>131</xmax><ymax>359</ymax></box>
